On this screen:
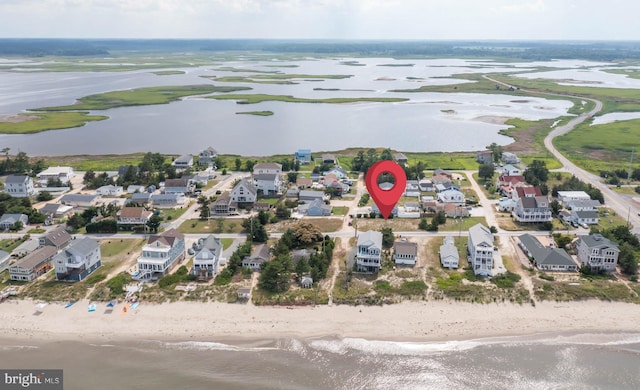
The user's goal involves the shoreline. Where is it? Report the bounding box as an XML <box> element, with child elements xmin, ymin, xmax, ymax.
<box><xmin>1</xmin><ymin>299</ymin><xmax>639</xmax><ymax>344</ymax></box>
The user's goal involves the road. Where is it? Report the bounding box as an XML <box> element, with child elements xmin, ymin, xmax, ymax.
<box><xmin>485</xmin><ymin>75</ymin><xmax>640</xmax><ymax>233</ymax></box>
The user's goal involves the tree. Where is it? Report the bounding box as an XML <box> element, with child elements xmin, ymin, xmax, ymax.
<box><xmin>291</xmin><ymin>221</ymin><xmax>323</xmax><ymax>247</ymax></box>
<box><xmin>523</xmin><ymin>160</ymin><xmax>549</xmax><ymax>185</ymax></box>
<box><xmin>295</xmin><ymin>257</ymin><xmax>310</xmax><ymax>278</ymax></box>
<box><xmin>259</xmin><ymin>254</ymin><xmax>291</xmax><ymax>293</ymax></box>
<box><xmin>488</xmin><ymin>142</ymin><xmax>503</xmax><ymax>163</ymax></box>
<box><xmin>380</xmin><ymin>227</ymin><xmax>394</xmax><ymax>249</ymax></box>
<box><xmin>380</xmin><ymin>148</ymin><xmax>393</xmax><ymax>161</ymax></box>
<box><xmin>257</xmin><ymin>210</ymin><xmax>270</xmax><ymax>225</ymax></box>
<box><xmin>275</xmin><ymin>203</ymin><xmax>291</xmax><ymax>220</ymax></box>
<box><xmin>242</xmin><ymin>217</ymin><xmax>268</xmax><ymax>243</ymax></box>
<box><xmin>550</xmin><ymin>200</ymin><xmax>561</xmax><ymax>216</ymax></box>
<box><xmin>287</xmin><ymin>171</ymin><xmax>298</xmax><ymax>183</ymax></box>
<box><xmin>418</xmin><ymin>217</ymin><xmax>430</xmax><ymax>231</ymax></box>
<box><xmin>478</xmin><ymin>163</ymin><xmax>495</xmax><ymax>181</ymax></box>
<box><xmin>434</xmin><ymin>211</ymin><xmax>447</xmax><ymax>225</ymax></box>
<box><xmin>197</xmin><ymin>196</ymin><xmax>210</xmax><ymax>220</ymax></box>
<box><xmin>146</xmin><ymin>214</ymin><xmax>162</xmax><ymax>233</ymax></box>
<box><xmin>36</xmin><ymin>191</ymin><xmax>53</xmax><ymax>202</ymax></box>
<box><xmin>216</xmin><ymin>218</ymin><xmax>224</xmax><ymax>233</ymax></box>
<box><xmin>234</xmin><ymin>158</ymin><xmax>242</xmax><ymax>171</ymax></box>
<box><xmin>618</xmin><ymin>242</ymin><xmax>638</xmax><ymax>275</ymax></box>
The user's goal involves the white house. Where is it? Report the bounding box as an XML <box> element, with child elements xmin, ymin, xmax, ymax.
<box><xmin>127</xmin><ymin>185</ymin><xmax>146</xmax><ymax>194</ymax></box>
<box><xmin>439</xmin><ymin>236</ymin><xmax>459</xmax><ymax>269</ymax></box>
<box><xmin>356</xmin><ymin>230</ymin><xmax>382</xmax><ymax>273</ymax></box>
<box><xmin>164</xmin><ymin>178</ymin><xmax>194</xmax><ymax>195</ymax></box>
<box><xmin>501</xmin><ymin>152</ymin><xmax>520</xmax><ymax>164</ymax></box>
<box><xmin>253</xmin><ymin>162</ymin><xmax>282</xmax><ymax>175</ymax></box>
<box><xmin>137</xmin><ymin>229</ymin><xmax>186</xmax><ymax>281</ymax></box>
<box><xmin>151</xmin><ymin>193</ymin><xmax>187</xmax><ymax>208</ymax></box>
<box><xmin>512</xmin><ymin>196</ymin><xmax>552</xmax><ymax>223</ymax></box>
<box><xmin>198</xmin><ymin>147</ymin><xmax>218</xmax><ymax>167</ymax></box>
<box><xmin>557</xmin><ymin>191</ymin><xmax>591</xmax><ymax>204</ymax></box>
<box><xmin>4</xmin><ymin>175</ymin><xmax>35</xmax><ymax>197</ymax></box>
<box><xmin>172</xmin><ymin>154</ymin><xmax>194</xmax><ymax>169</ymax></box>
<box><xmin>501</xmin><ymin>164</ymin><xmax>521</xmax><ymax>176</ymax></box>
<box><xmin>96</xmin><ymin>185</ymin><xmax>124</xmax><ymax>197</ymax></box>
<box><xmin>571</xmin><ymin>210</ymin><xmax>599</xmax><ymax>225</ymax></box>
<box><xmin>53</xmin><ymin>238</ymin><xmax>102</xmax><ymax>282</ymax></box>
<box><xmin>437</xmin><ymin>188</ymin><xmax>465</xmax><ymax>206</ymax></box>
<box><xmin>242</xmin><ymin>244</ymin><xmax>270</xmax><ymax>271</ymax></box>
<box><xmin>467</xmin><ymin>224</ymin><xmax>494</xmax><ymax>276</ymax></box>
<box><xmin>566</xmin><ymin>199</ymin><xmax>601</xmax><ymax>211</ymax></box>
<box><xmin>253</xmin><ymin>173</ymin><xmax>282</xmax><ymax>196</ymax></box>
<box><xmin>36</xmin><ymin>166</ymin><xmax>74</xmax><ymax>185</ymax></box>
<box><xmin>393</xmin><ymin>240</ymin><xmax>418</xmax><ymax>266</ymax></box>
<box><xmin>191</xmin><ymin>235</ymin><xmax>223</xmax><ymax>280</ymax></box>
<box><xmin>117</xmin><ymin>207</ymin><xmax>154</xmax><ymax>229</ymax></box>
<box><xmin>0</xmin><ymin>213</ymin><xmax>28</xmax><ymax>230</ymax></box>
<box><xmin>230</xmin><ymin>178</ymin><xmax>257</xmax><ymax>204</ymax></box>
<box><xmin>576</xmin><ymin>234</ymin><xmax>620</xmax><ymax>272</ymax></box>
<box><xmin>9</xmin><ymin>246</ymin><xmax>57</xmax><ymax>281</ymax></box>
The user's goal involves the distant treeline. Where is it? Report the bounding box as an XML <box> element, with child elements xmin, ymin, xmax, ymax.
<box><xmin>3</xmin><ymin>38</ymin><xmax>640</xmax><ymax>61</ymax></box>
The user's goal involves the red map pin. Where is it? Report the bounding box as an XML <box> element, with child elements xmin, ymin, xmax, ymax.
<box><xmin>365</xmin><ymin>160</ymin><xmax>407</xmax><ymax>220</ymax></box>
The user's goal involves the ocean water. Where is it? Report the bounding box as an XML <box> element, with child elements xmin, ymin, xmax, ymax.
<box><xmin>1</xmin><ymin>333</ymin><xmax>639</xmax><ymax>390</ymax></box>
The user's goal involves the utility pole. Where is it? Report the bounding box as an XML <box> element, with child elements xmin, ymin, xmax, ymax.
<box><xmin>628</xmin><ymin>147</ymin><xmax>635</xmax><ymax>185</ymax></box>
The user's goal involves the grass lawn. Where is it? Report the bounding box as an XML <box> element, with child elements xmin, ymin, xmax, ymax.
<box><xmin>438</xmin><ymin>216</ymin><xmax>489</xmax><ymax>232</ymax></box>
<box><xmin>221</xmin><ymin>238</ymin><xmax>234</xmax><ymax>250</ymax></box>
<box><xmin>0</xmin><ymin>236</ymin><xmax>29</xmax><ymax>252</ymax></box>
<box><xmin>39</xmin><ymin>153</ymin><xmax>147</xmax><ymax>171</ymax></box>
<box><xmin>0</xmin><ymin>112</ymin><xmax>108</xmax><ymax>134</ymax></box>
<box><xmin>472</xmin><ymin>173</ymin><xmax>500</xmax><ymax>200</ymax></box>
<box><xmin>178</xmin><ymin>219</ymin><xmax>244</xmax><ymax>234</ymax></box>
<box><xmin>357</xmin><ymin>218</ymin><xmax>420</xmax><ymax>232</ymax></box>
<box><xmin>596</xmin><ymin>208</ymin><xmax>629</xmax><ymax>230</ymax></box>
<box><xmin>332</xmin><ymin>206</ymin><xmax>349</xmax><ymax>216</ymax></box>
<box><xmin>159</xmin><ymin>207</ymin><xmax>191</xmax><ymax>222</ymax></box>
<box><xmin>100</xmin><ymin>238</ymin><xmax>145</xmax><ymax>258</ymax></box>
<box><xmin>610</xmin><ymin>186</ymin><xmax>639</xmax><ymax>195</ymax></box>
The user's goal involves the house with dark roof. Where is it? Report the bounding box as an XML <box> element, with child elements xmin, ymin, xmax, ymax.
<box><xmin>476</xmin><ymin>150</ymin><xmax>493</xmax><ymax>164</ymax></box>
<box><xmin>137</xmin><ymin>229</ymin><xmax>186</xmax><ymax>281</ymax></box>
<box><xmin>571</xmin><ymin>210</ymin><xmax>599</xmax><ymax>225</ymax></box>
<box><xmin>242</xmin><ymin>244</ymin><xmax>270</xmax><ymax>271</ymax></box>
<box><xmin>4</xmin><ymin>175</ymin><xmax>35</xmax><ymax>198</ymax></box>
<box><xmin>172</xmin><ymin>154</ymin><xmax>194</xmax><ymax>169</ymax></box>
<box><xmin>321</xmin><ymin>154</ymin><xmax>336</xmax><ymax>165</ymax></box>
<box><xmin>512</xmin><ymin>195</ymin><xmax>552</xmax><ymax>223</ymax></box>
<box><xmin>0</xmin><ymin>214</ymin><xmax>28</xmax><ymax>230</ymax></box>
<box><xmin>253</xmin><ymin>173</ymin><xmax>282</xmax><ymax>196</ymax></box>
<box><xmin>126</xmin><ymin>192</ymin><xmax>152</xmax><ymax>205</ymax></box>
<box><xmin>117</xmin><ymin>207</ymin><xmax>154</xmax><ymax>229</ymax></box>
<box><xmin>210</xmin><ymin>192</ymin><xmax>238</xmax><ymax>216</ymax></box>
<box><xmin>9</xmin><ymin>246</ymin><xmax>57</xmax><ymax>281</ymax></box>
<box><xmin>299</xmin><ymin>190</ymin><xmax>325</xmax><ymax>203</ymax></box>
<box><xmin>53</xmin><ymin>238</ymin><xmax>102</xmax><ymax>281</ymax></box>
<box><xmin>164</xmin><ymin>178</ymin><xmax>194</xmax><ymax>195</ymax></box>
<box><xmin>39</xmin><ymin>227</ymin><xmax>72</xmax><ymax>250</ymax></box>
<box><xmin>192</xmin><ymin>235</ymin><xmax>223</xmax><ymax>280</ymax></box>
<box><xmin>576</xmin><ymin>234</ymin><xmax>619</xmax><ymax>272</ymax></box>
<box><xmin>393</xmin><ymin>240</ymin><xmax>418</xmax><ymax>266</ymax></box>
<box><xmin>518</xmin><ymin>234</ymin><xmax>578</xmax><ymax>272</ymax></box>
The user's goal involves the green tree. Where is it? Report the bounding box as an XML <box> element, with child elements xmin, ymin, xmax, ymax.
<box><xmin>434</xmin><ymin>211</ymin><xmax>447</xmax><ymax>225</ymax></box>
<box><xmin>295</xmin><ymin>257</ymin><xmax>310</xmax><ymax>279</ymax></box>
<box><xmin>287</xmin><ymin>171</ymin><xmax>298</xmax><ymax>183</ymax></box>
<box><xmin>550</xmin><ymin>200</ymin><xmax>561</xmax><ymax>216</ymax></box>
<box><xmin>418</xmin><ymin>217</ymin><xmax>430</xmax><ymax>230</ymax></box>
<box><xmin>36</xmin><ymin>191</ymin><xmax>53</xmax><ymax>202</ymax></box>
<box><xmin>478</xmin><ymin>163</ymin><xmax>495</xmax><ymax>180</ymax></box>
<box><xmin>146</xmin><ymin>214</ymin><xmax>162</xmax><ymax>233</ymax></box>
<box><xmin>197</xmin><ymin>196</ymin><xmax>210</xmax><ymax>220</ymax></box>
<box><xmin>235</xmin><ymin>158</ymin><xmax>242</xmax><ymax>171</ymax></box>
<box><xmin>380</xmin><ymin>227</ymin><xmax>394</xmax><ymax>249</ymax></box>
<box><xmin>259</xmin><ymin>255</ymin><xmax>291</xmax><ymax>293</ymax></box>
<box><xmin>523</xmin><ymin>160</ymin><xmax>549</xmax><ymax>185</ymax></box>
<box><xmin>618</xmin><ymin>242</ymin><xmax>638</xmax><ymax>275</ymax></box>
<box><xmin>242</xmin><ymin>217</ymin><xmax>268</xmax><ymax>243</ymax></box>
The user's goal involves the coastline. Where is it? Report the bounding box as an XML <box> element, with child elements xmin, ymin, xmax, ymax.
<box><xmin>1</xmin><ymin>299</ymin><xmax>639</xmax><ymax>344</ymax></box>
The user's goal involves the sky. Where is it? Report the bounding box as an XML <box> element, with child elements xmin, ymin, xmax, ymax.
<box><xmin>1</xmin><ymin>0</ymin><xmax>639</xmax><ymax>40</ymax></box>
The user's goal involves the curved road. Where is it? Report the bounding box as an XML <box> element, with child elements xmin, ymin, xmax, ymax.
<box><xmin>485</xmin><ymin>75</ymin><xmax>640</xmax><ymax>233</ymax></box>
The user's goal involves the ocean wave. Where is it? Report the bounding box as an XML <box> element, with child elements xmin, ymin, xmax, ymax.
<box><xmin>158</xmin><ymin>340</ymin><xmax>277</xmax><ymax>352</ymax></box>
<box><xmin>309</xmin><ymin>337</ymin><xmax>488</xmax><ymax>356</ymax></box>
<box><xmin>0</xmin><ymin>345</ymin><xmax>39</xmax><ymax>351</ymax></box>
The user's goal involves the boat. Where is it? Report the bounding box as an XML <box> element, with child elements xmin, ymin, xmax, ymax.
<box><xmin>88</xmin><ymin>303</ymin><xmax>97</xmax><ymax>312</ymax></box>
<box><xmin>64</xmin><ymin>301</ymin><xmax>76</xmax><ymax>308</ymax></box>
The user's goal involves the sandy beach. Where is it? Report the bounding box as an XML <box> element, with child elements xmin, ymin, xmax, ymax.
<box><xmin>1</xmin><ymin>299</ymin><xmax>639</xmax><ymax>343</ymax></box>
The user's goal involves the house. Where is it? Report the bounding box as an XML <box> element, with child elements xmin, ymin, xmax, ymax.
<box><xmin>286</xmin><ymin>187</ymin><xmax>300</xmax><ymax>198</ymax></box>
<box><xmin>0</xmin><ymin>214</ymin><xmax>28</xmax><ymax>230</ymax></box>
<box><xmin>237</xmin><ymin>287</ymin><xmax>252</xmax><ymax>300</ymax></box>
<box><xmin>436</xmin><ymin>203</ymin><xmax>470</xmax><ymax>218</ymax></box>
<box><xmin>198</xmin><ymin>147</ymin><xmax>218</xmax><ymax>167</ymax></box>
<box><xmin>0</xmin><ymin>250</ymin><xmax>10</xmax><ymax>273</ymax></box>
<box><xmin>467</xmin><ymin>224</ymin><xmax>494</xmax><ymax>276</ymax></box>
<box><xmin>253</xmin><ymin>173</ymin><xmax>282</xmax><ymax>196</ymax></box>
<box><xmin>96</xmin><ymin>185</ymin><xmax>124</xmax><ymax>197</ymax></box>
<box><xmin>559</xmin><ymin>210</ymin><xmax>572</xmax><ymax>223</ymax></box>
<box><xmin>571</xmin><ymin>210</ymin><xmax>599</xmax><ymax>225</ymax></box>
<box><xmin>372</xmin><ymin>204</ymin><xmax>398</xmax><ymax>217</ymax></box>
<box><xmin>512</xmin><ymin>196</ymin><xmax>552</xmax><ymax>223</ymax></box>
<box><xmin>127</xmin><ymin>185</ymin><xmax>146</xmax><ymax>194</ymax></box>
<box><xmin>576</xmin><ymin>234</ymin><xmax>620</xmax><ymax>272</ymax></box>
<box><xmin>192</xmin><ymin>170</ymin><xmax>214</xmax><ymax>185</ymax></box>
<box><xmin>300</xmin><ymin>276</ymin><xmax>313</xmax><ymax>288</ymax></box>
<box><xmin>397</xmin><ymin>202</ymin><xmax>421</xmax><ymax>219</ymax></box>
<box><xmin>437</xmin><ymin>188</ymin><xmax>465</xmax><ymax>206</ymax></box>
<box><xmin>394</xmin><ymin>152</ymin><xmax>408</xmax><ymax>165</ymax></box>
<box><xmin>496</xmin><ymin>175</ymin><xmax>526</xmax><ymax>197</ymax></box>
<box><xmin>557</xmin><ymin>191</ymin><xmax>591</xmax><ymax>204</ymax></box>
<box><xmin>476</xmin><ymin>150</ymin><xmax>493</xmax><ymax>164</ymax></box>
<box><xmin>192</xmin><ymin>235</ymin><xmax>223</xmax><ymax>280</ymax></box>
<box><xmin>9</xmin><ymin>246</ymin><xmax>57</xmax><ymax>281</ymax></box>
<box><xmin>292</xmin><ymin>249</ymin><xmax>314</xmax><ymax>264</ymax></box>
<box><xmin>172</xmin><ymin>154</ymin><xmax>194</xmax><ymax>169</ymax></box>
<box><xmin>4</xmin><ymin>175</ymin><xmax>35</xmax><ymax>198</ymax></box>
<box><xmin>126</xmin><ymin>192</ymin><xmax>152</xmax><ymax>205</ymax></box>
<box><xmin>151</xmin><ymin>193</ymin><xmax>187</xmax><ymax>208</ymax></box>
<box><xmin>501</xmin><ymin>164</ymin><xmax>521</xmax><ymax>176</ymax></box>
<box><xmin>440</xmin><ymin>236</ymin><xmax>459</xmax><ymax>269</ymax></box>
<box><xmin>433</xmin><ymin>168</ymin><xmax>453</xmax><ymax>179</ymax></box>
<box><xmin>164</xmin><ymin>178</ymin><xmax>194</xmax><ymax>195</ymax></box>
<box><xmin>39</xmin><ymin>203</ymin><xmax>73</xmax><ymax>220</ymax></box>
<box><xmin>518</xmin><ymin>234</ymin><xmax>578</xmax><ymax>272</ymax></box>
<box><xmin>512</xmin><ymin>186</ymin><xmax>542</xmax><ymax>202</ymax></box>
<box><xmin>256</xmin><ymin>202</ymin><xmax>274</xmax><ymax>212</ymax></box>
<box><xmin>322</xmin><ymin>154</ymin><xmax>336</xmax><ymax>165</ymax></box>
<box><xmin>36</xmin><ymin>166</ymin><xmax>74</xmax><ymax>185</ymax></box>
<box><xmin>356</xmin><ymin>230</ymin><xmax>382</xmax><ymax>273</ymax></box>
<box><xmin>393</xmin><ymin>240</ymin><xmax>418</xmax><ymax>266</ymax></box>
<box><xmin>39</xmin><ymin>227</ymin><xmax>71</xmax><ymax>249</ymax></box>
<box><xmin>117</xmin><ymin>207</ymin><xmax>153</xmax><ymax>229</ymax></box>
<box><xmin>230</xmin><ymin>178</ymin><xmax>257</xmax><ymax>205</ymax></box>
<box><xmin>498</xmin><ymin>198</ymin><xmax>517</xmax><ymax>212</ymax></box>
<box><xmin>12</xmin><ymin>238</ymin><xmax>39</xmax><ymax>257</ymax></box>
<box><xmin>294</xmin><ymin>149</ymin><xmax>312</xmax><ymax>164</ymax></box>
<box><xmin>327</xmin><ymin>180</ymin><xmax>349</xmax><ymax>197</ymax></box>
<box><xmin>418</xmin><ymin>179</ymin><xmax>434</xmax><ymax>192</ymax></box>
<box><xmin>210</xmin><ymin>193</ymin><xmax>238</xmax><ymax>216</ymax></box>
<box><xmin>566</xmin><ymin>199</ymin><xmax>601</xmax><ymax>211</ymax></box>
<box><xmin>53</xmin><ymin>238</ymin><xmax>102</xmax><ymax>281</ymax></box>
<box><xmin>404</xmin><ymin>180</ymin><xmax>420</xmax><ymax>197</ymax></box>
<box><xmin>298</xmin><ymin>199</ymin><xmax>332</xmax><ymax>216</ymax></box>
<box><xmin>137</xmin><ymin>229</ymin><xmax>186</xmax><ymax>281</ymax></box>
<box><xmin>296</xmin><ymin>178</ymin><xmax>313</xmax><ymax>189</ymax></box>
<box><xmin>299</xmin><ymin>190</ymin><xmax>325</xmax><ymax>203</ymax></box>
<box><xmin>501</xmin><ymin>152</ymin><xmax>520</xmax><ymax>164</ymax></box>
<box><xmin>325</xmin><ymin>167</ymin><xmax>348</xmax><ymax>180</ymax></box>
<box><xmin>60</xmin><ymin>194</ymin><xmax>101</xmax><ymax>208</ymax></box>
<box><xmin>253</xmin><ymin>162</ymin><xmax>282</xmax><ymax>175</ymax></box>
<box><xmin>310</xmin><ymin>173</ymin><xmax>321</xmax><ymax>182</ymax></box>
<box><xmin>242</xmin><ymin>244</ymin><xmax>270</xmax><ymax>271</ymax></box>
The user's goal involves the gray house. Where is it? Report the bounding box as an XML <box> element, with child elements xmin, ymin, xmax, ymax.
<box><xmin>439</xmin><ymin>236</ymin><xmax>459</xmax><ymax>269</ymax></box>
<box><xmin>39</xmin><ymin>227</ymin><xmax>72</xmax><ymax>249</ymax></box>
<box><xmin>53</xmin><ymin>238</ymin><xmax>102</xmax><ymax>281</ymax></box>
<box><xmin>356</xmin><ymin>230</ymin><xmax>382</xmax><ymax>273</ymax></box>
<box><xmin>298</xmin><ymin>199</ymin><xmax>332</xmax><ymax>216</ymax></box>
<box><xmin>518</xmin><ymin>234</ymin><xmax>578</xmax><ymax>272</ymax></box>
<box><xmin>242</xmin><ymin>244</ymin><xmax>270</xmax><ymax>271</ymax></box>
<box><xmin>576</xmin><ymin>234</ymin><xmax>620</xmax><ymax>272</ymax></box>
<box><xmin>0</xmin><ymin>214</ymin><xmax>28</xmax><ymax>230</ymax></box>
<box><xmin>192</xmin><ymin>235</ymin><xmax>223</xmax><ymax>280</ymax></box>
<box><xmin>467</xmin><ymin>224</ymin><xmax>494</xmax><ymax>276</ymax></box>
<box><xmin>393</xmin><ymin>240</ymin><xmax>418</xmax><ymax>266</ymax></box>
<box><xmin>198</xmin><ymin>147</ymin><xmax>218</xmax><ymax>167</ymax></box>
<box><xmin>299</xmin><ymin>190</ymin><xmax>325</xmax><ymax>203</ymax></box>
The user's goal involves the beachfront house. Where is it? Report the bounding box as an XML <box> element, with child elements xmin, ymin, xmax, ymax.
<box><xmin>242</xmin><ymin>244</ymin><xmax>270</xmax><ymax>271</ymax></box>
<box><xmin>53</xmin><ymin>238</ymin><xmax>102</xmax><ymax>281</ymax></box>
<box><xmin>356</xmin><ymin>230</ymin><xmax>383</xmax><ymax>273</ymax></box>
<box><xmin>230</xmin><ymin>178</ymin><xmax>257</xmax><ymax>205</ymax></box>
<box><xmin>198</xmin><ymin>147</ymin><xmax>218</xmax><ymax>167</ymax></box>
<box><xmin>294</xmin><ymin>149</ymin><xmax>312</xmax><ymax>164</ymax></box>
<box><xmin>117</xmin><ymin>207</ymin><xmax>154</xmax><ymax>230</ymax></box>
<box><xmin>439</xmin><ymin>236</ymin><xmax>459</xmax><ymax>269</ymax></box>
<box><xmin>39</xmin><ymin>227</ymin><xmax>72</xmax><ymax>250</ymax></box>
<box><xmin>137</xmin><ymin>229</ymin><xmax>186</xmax><ymax>281</ymax></box>
<box><xmin>4</xmin><ymin>175</ymin><xmax>35</xmax><ymax>198</ymax></box>
<box><xmin>518</xmin><ymin>234</ymin><xmax>578</xmax><ymax>272</ymax></box>
<box><xmin>9</xmin><ymin>246</ymin><xmax>57</xmax><ymax>281</ymax></box>
<box><xmin>393</xmin><ymin>240</ymin><xmax>418</xmax><ymax>266</ymax></box>
<box><xmin>253</xmin><ymin>162</ymin><xmax>282</xmax><ymax>175</ymax></box>
<box><xmin>191</xmin><ymin>235</ymin><xmax>223</xmax><ymax>280</ymax></box>
<box><xmin>576</xmin><ymin>234</ymin><xmax>620</xmax><ymax>273</ymax></box>
<box><xmin>0</xmin><ymin>213</ymin><xmax>28</xmax><ymax>231</ymax></box>
<box><xmin>467</xmin><ymin>223</ymin><xmax>494</xmax><ymax>276</ymax></box>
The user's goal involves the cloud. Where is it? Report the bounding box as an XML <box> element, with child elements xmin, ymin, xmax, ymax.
<box><xmin>494</xmin><ymin>0</ymin><xmax>548</xmax><ymax>14</ymax></box>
